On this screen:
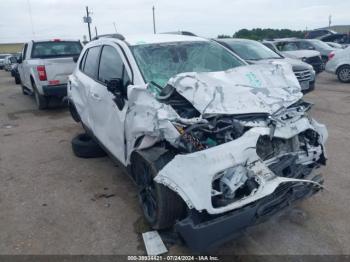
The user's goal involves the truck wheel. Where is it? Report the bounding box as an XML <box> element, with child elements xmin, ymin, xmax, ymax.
<box><xmin>71</xmin><ymin>133</ymin><xmax>107</xmax><ymax>158</ymax></box>
<box><xmin>337</xmin><ymin>65</ymin><xmax>350</xmax><ymax>83</ymax></box>
<box><xmin>15</xmin><ymin>76</ymin><xmax>21</xmax><ymax>85</ymax></box>
<box><xmin>32</xmin><ymin>82</ymin><xmax>48</xmax><ymax>110</ymax></box>
<box><xmin>131</xmin><ymin>150</ymin><xmax>186</xmax><ymax>229</ymax></box>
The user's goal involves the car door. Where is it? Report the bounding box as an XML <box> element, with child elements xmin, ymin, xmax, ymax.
<box><xmin>88</xmin><ymin>44</ymin><xmax>131</xmax><ymax>165</ymax></box>
<box><xmin>70</xmin><ymin>46</ymin><xmax>100</xmax><ymax>131</ymax></box>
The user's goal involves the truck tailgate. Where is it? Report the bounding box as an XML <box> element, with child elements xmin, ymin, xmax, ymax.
<box><xmin>43</xmin><ymin>57</ymin><xmax>76</xmax><ymax>84</ymax></box>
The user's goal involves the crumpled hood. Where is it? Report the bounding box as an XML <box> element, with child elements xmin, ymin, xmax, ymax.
<box><xmin>166</xmin><ymin>63</ymin><xmax>302</xmax><ymax>116</ymax></box>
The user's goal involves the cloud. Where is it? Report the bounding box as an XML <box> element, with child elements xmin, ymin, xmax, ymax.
<box><xmin>0</xmin><ymin>0</ymin><xmax>349</xmax><ymax>43</ymax></box>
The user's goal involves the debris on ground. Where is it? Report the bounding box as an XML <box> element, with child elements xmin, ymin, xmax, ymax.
<box><xmin>142</xmin><ymin>231</ymin><xmax>168</xmax><ymax>255</ymax></box>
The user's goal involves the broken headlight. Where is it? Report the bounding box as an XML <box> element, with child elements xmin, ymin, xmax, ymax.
<box><xmin>211</xmin><ymin>165</ymin><xmax>259</xmax><ymax>208</ymax></box>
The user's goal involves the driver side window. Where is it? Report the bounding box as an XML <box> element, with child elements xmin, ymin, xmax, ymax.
<box><xmin>98</xmin><ymin>45</ymin><xmax>130</xmax><ymax>89</ymax></box>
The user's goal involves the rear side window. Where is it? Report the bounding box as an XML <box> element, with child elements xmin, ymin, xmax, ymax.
<box><xmin>83</xmin><ymin>46</ymin><xmax>101</xmax><ymax>79</ymax></box>
<box><xmin>31</xmin><ymin>41</ymin><xmax>82</xmax><ymax>59</ymax></box>
<box><xmin>98</xmin><ymin>46</ymin><xmax>127</xmax><ymax>84</ymax></box>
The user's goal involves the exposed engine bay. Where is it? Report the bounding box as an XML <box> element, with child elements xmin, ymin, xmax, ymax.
<box><xmin>125</xmin><ymin>64</ymin><xmax>328</xmax><ymax>215</ymax></box>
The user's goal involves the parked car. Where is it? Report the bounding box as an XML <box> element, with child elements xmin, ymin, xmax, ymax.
<box><xmin>4</xmin><ymin>55</ymin><xmax>18</xmax><ymax>71</ymax></box>
<box><xmin>305</xmin><ymin>29</ymin><xmax>338</xmax><ymax>39</ymax></box>
<box><xmin>263</xmin><ymin>41</ymin><xmax>324</xmax><ymax>73</ymax></box>
<box><xmin>216</xmin><ymin>38</ymin><xmax>316</xmax><ymax>93</ymax></box>
<box><xmin>326</xmin><ymin>47</ymin><xmax>350</xmax><ymax>83</ymax></box>
<box><xmin>11</xmin><ymin>63</ymin><xmax>21</xmax><ymax>84</ymax></box>
<box><xmin>273</xmin><ymin>39</ymin><xmax>335</xmax><ymax>64</ymax></box>
<box><xmin>0</xmin><ymin>53</ymin><xmax>11</xmax><ymax>70</ymax></box>
<box><xmin>68</xmin><ymin>33</ymin><xmax>328</xmax><ymax>251</ymax></box>
<box><xmin>18</xmin><ymin>39</ymin><xmax>83</xmax><ymax>109</ymax></box>
<box><xmin>320</xmin><ymin>33</ymin><xmax>350</xmax><ymax>46</ymax></box>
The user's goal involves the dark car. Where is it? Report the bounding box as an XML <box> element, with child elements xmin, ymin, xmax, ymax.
<box><xmin>321</xmin><ymin>33</ymin><xmax>350</xmax><ymax>46</ymax></box>
<box><xmin>11</xmin><ymin>63</ymin><xmax>21</xmax><ymax>85</ymax></box>
<box><xmin>216</xmin><ymin>38</ymin><xmax>316</xmax><ymax>93</ymax></box>
<box><xmin>305</xmin><ymin>29</ymin><xmax>337</xmax><ymax>39</ymax></box>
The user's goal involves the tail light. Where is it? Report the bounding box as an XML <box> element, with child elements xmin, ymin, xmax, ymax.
<box><xmin>37</xmin><ymin>65</ymin><xmax>47</xmax><ymax>81</ymax></box>
<box><xmin>328</xmin><ymin>51</ymin><xmax>335</xmax><ymax>61</ymax></box>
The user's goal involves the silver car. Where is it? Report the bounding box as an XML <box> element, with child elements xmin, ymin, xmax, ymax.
<box><xmin>216</xmin><ymin>38</ymin><xmax>316</xmax><ymax>93</ymax></box>
<box><xmin>325</xmin><ymin>47</ymin><xmax>350</xmax><ymax>83</ymax></box>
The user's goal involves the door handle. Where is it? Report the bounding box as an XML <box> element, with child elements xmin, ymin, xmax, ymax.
<box><xmin>90</xmin><ymin>92</ymin><xmax>101</xmax><ymax>101</ymax></box>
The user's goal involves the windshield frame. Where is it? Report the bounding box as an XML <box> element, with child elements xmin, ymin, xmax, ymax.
<box><xmin>130</xmin><ymin>40</ymin><xmax>246</xmax><ymax>87</ymax></box>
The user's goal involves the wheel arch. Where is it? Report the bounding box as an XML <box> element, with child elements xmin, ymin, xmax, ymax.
<box><xmin>336</xmin><ymin>64</ymin><xmax>350</xmax><ymax>75</ymax></box>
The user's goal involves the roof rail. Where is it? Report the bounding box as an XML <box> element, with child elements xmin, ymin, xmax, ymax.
<box><xmin>161</xmin><ymin>31</ymin><xmax>197</xmax><ymax>36</ymax></box>
<box><xmin>92</xmin><ymin>33</ymin><xmax>125</xmax><ymax>41</ymax></box>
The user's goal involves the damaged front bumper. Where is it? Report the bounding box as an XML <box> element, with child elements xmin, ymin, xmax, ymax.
<box><xmin>154</xmin><ymin>115</ymin><xmax>327</xmax><ymax>250</ymax></box>
<box><xmin>176</xmin><ymin>173</ymin><xmax>322</xmax><ymax>251</ymax></box>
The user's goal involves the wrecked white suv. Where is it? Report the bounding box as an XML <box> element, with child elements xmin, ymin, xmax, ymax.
<box><xmin>67</xmin><ymin>34</ymin><xmax>328</xmax><ymax>251</ymax></box>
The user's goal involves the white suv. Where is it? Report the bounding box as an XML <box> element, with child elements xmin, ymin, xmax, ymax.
<box><xmin>68</xmin><ymin>34</ymin><xmax>328</xmax><ymax>251</ymax></box>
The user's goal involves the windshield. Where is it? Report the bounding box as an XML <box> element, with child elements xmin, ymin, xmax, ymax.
<box><xmin>0</xmin><ymin>55</ymin><xmax>8</xmax><ymax>59</ymax></box>
<box><xmin>131</xmin><ymin>41</ymin><xmax>244</xmax><ymax>87</ymax></box>
<box><xmin>31</xmin><ymin>41</ymin><xmax>82</xmax><ymax>59</ymax></box>
<box><xmin>222</xmin><ymin>40</ymin><xmax>282</xmax><ymax>60</ymax></box>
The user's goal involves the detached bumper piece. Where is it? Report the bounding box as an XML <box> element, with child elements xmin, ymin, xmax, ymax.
<box><xmin>42</xmin><ymin>84</ymin><xmax>67</xmax><ymax>97</ymax></box>
<box><xmin>176</xmin><ymin>176</ymin><xmax>322</xmax><ymax>252</ymax></box>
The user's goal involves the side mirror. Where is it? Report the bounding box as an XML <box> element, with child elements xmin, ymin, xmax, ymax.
<box><xmin>17</xmin><ymin>57</ymin><xmax>22</xmax><ymax>64</ymax></box>
<box><xmin>107</xmin><ymin>78</ymin><xmax>125</xmax><ymax>110</ymax></box>
<box><xmin>73</xmin><ymin>55</ymin><xmax>79</xmax><ymax>63</ymax></box>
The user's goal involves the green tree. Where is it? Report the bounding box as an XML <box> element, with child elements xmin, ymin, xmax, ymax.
<box><xmin>219</xmin><ymin>28</ymin><xmax>306</xmax><ymax>40</ymax></box>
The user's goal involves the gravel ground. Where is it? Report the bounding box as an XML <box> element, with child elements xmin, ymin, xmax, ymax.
<box><xmin>0</xmin><ymin>70</ymin><xmax>349</xmax><ymax>255</ymax></box>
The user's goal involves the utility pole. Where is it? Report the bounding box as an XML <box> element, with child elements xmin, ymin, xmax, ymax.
<box><xmin>152</xmin><ymin>6</ymin><xmax>156</xmax><ymax>34</ymax></box>
<box><xmin>95</xmin><ymin>26</ymin><xmax>98</xmax><ymax>37</ymax></box>
<box><xmin>328</xmin><ymin>14</ymin><xmax>332</xmax><ymax>29</ymax></box>
<box><xmin>113</xmin><ymin>22</ymin><xmax>117</xmax><ymax>33</ymax></box>
<box><xmin>83</xmin><ymin>6</ymin><xmax>92</xmax><ymax>41</ymax></box>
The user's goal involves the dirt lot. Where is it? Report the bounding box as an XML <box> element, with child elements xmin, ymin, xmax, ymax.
<box><xmin>0</xmin><ymin>70</ymin><xmax>349</xmax><ymax>255</ymax></box>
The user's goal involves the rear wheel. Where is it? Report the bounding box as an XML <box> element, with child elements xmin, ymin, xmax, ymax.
<box><xmin>337</xmin><ymin>65</ymin><xmax>350</xmax><ymax>83</ymax></box>
<box><xmin>131</xmin><ymin>150</ymin><xmax>186</xmax><ymax>229</ymax></box>
<box><xmin>32</xmin><ymin>82</ymin><xmax>48</xmax><ymax>110</ymax></box>
<box><xmin>15</xmin><ymin>75</ymin><xmax>21</xmax><ymax>85</ymax></box>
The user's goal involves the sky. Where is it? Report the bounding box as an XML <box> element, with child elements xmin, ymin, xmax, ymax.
<box><xmin>0</xmin><ymin>0</ymin><xmax>349</xmax><ymax>43</ymax></box>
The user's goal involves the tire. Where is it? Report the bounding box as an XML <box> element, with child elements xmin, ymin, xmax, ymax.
<box><xmin>71</xmin><ymin>133</ymin><xmax>107</xmax><ymax>158</ymax></box>
<box><xmin>131</xmin><ymin>150</ymin><xmax>186</xmax><ymax>229</ymax></box>
<box><xmin>69</xmin><ymin>102</ymin><xmax>81</xmax><ymax>123</ymax></box>
<box><xmin>337</xmin><ymin>65</ymin><xmax>350</xmax><ymax>83</ymax></box>
<box><xmin>15</xmin><ymin>76</ymin><xmax>21</xmax><ymax>85</ymax></box>
<box><xmin>32</xmin><ymin>81</ymin><xmax>48</xmax><ymax>110</ymax></box>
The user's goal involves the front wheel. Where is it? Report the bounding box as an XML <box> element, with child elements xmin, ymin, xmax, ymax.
<box><xmin>337</xmin><ymin>65</ymin><xmax>350</xmax><ymax>83</ymax></box>
<box><xmin>131</xmin><ymin>150</ymin><xmax>186</xmax><ymax>229</ymax></box>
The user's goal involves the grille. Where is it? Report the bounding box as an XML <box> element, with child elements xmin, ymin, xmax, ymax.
<box><xmin>294</xmin><ymin>69</ymin><xmax>312</xmax><ymax>82</ymax></box>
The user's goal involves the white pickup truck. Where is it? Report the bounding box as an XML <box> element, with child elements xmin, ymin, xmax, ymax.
<box><xmin>18</xmin><ymin>39</ymin><xmax>83</xmax><ymax>109</ymax></box>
